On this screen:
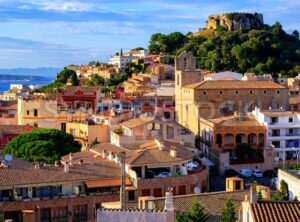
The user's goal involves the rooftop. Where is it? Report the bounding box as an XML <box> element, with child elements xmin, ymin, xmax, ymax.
<box><xmin>251</xmin><ymin>201</ymin><xmax>300</xmax><ymax>222</ymax></box>
<box><xmin>260</xmin><ymin>110</ymin><xmax>297</xmax><ymax>117</ymax></box>
<box><xmin>0</xmin><ymin>151</ymin><xmax>121</xmax><ymax>187</ymax></box>
<box><xmin>62</xmin><ymin>86</ymin><xmax>99</xmax><ymax>96</ymax></box>
<box><xmin>183</xmin><ymin>80</ymin><xmax>286</xmax><ymax>90</ymax></box>
<box><xmin>91</xmin><ymin>141</ymin><xmax>194</xmax><ymax>167</ymax></box>
<box><xmin>121</xmin><ymin>116</ymin><xmax>153</xmax><ymax>128</ymax></box>
<box><xmin>206</xmin><ymin>115</ymin><xmax>263</xmax><ymax>127</ymax></box>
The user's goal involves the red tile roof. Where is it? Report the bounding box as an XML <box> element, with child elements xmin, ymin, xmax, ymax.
<box><xmin>251</xmin><ymin>201</ymin><xmax>300</xmax><ymax>222</ymax></box>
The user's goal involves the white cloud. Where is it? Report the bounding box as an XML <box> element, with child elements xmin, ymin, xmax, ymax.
<box><xmin>18</xmin><ymin>5</ymin><xmax>32</xmax><ymax>10</ymax></box>
<box><xmin>39</xmin><ymin>1</ymin><xmax>91</xmax><ymax>12</ymax></box>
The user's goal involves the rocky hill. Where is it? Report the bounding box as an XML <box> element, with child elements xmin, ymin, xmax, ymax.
<box><xmin>206</xmin><ymin>13</ymin><xmax>264</xmax><ymax>31</ymax></box>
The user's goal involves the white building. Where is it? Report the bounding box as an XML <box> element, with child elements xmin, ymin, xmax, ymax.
<box><xmin>252</xmin><ymin>107</ymin><xmax>300</xmax><ymax>162</ymax></box>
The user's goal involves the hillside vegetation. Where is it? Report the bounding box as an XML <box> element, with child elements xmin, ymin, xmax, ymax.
<box><xmin>148</xmin><ymin>22</ymin><xmax>300</xmax><ymax>76</ymax></box>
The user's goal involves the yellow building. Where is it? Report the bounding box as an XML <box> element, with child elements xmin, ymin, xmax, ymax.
<box><xmin>66</xmin><ymin>121</ymin><xmax>109</xmax><ymax>149</ymax></box>
<box><xmin>17</xmin><ymin>94</ymin><xmax>91</xmax><ymax>130</ymax></box>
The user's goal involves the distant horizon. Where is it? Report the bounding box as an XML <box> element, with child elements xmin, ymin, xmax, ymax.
<box><xmin>0</xmin><ymin>0</ymin><xmax>299</xmax><ymax>68</ymax></box>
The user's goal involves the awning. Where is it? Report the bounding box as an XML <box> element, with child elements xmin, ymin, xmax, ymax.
<box><xmin>85</xmin><ymin>177</ymin><xmax>132</xmax><ymax>189</ymax></box>
<box><xmin>201</xmin><ymin>157</ymin><xmax>215</xmax><ymax>167</ymax></box>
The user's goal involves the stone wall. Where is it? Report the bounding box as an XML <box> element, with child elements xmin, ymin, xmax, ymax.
<box><xmin>206</xmin><ymin>13</ymin><xmax>264</xmax><ymax>31</ymax></box>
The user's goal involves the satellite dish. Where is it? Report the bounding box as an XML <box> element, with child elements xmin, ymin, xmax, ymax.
<box><xmin>5</xmin><ymin>154</ymin><xmax>13</xmax><ymax>162</ymax></box>
<box><xmin>194</xmin><ymin>186</ymin><xmax>201</xmax><ymax>194</ymax></box>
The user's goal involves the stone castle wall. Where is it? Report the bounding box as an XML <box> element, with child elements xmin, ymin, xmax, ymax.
<box><xmin>206</xmin><ymin>13</ymin><xmax>264</xmax><ymax>31</ymax></box>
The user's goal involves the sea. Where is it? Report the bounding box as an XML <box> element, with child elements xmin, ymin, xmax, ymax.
<box><xmin>0</xmin><ymin>79</ymin><xmax>52</xmax><ymax>93</ymax></box>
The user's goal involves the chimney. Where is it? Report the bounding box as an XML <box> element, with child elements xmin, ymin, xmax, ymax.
<box><xmin>69</xmin><ymin>153</ymin><xmax>73</xmax><ymax>161</ymax></box>
<box><xmin>249</xmin><ymin>185</ymin><xmax>257</xmax><ymax>204</ymax></box>
<box><xmin>180</xmin><ymin>139</ymin><xmax>185</xmax><ymax>145</ymax></box>
<box><xmin>170</xmin><ymin>146</ymin><xmax>177</xmax><ymax>157</ymax></box>
<box><xmin>79</xmin><ymin>158</ymin><xmax>83</xmax><ymax>165</ymax></box>
<box><xmin>164</xmin><ymin>192</ymin><xmax>175</xmax><ymax>222</ymax></box>
<box><xmin>102</xmin><ymin>149</ymin><xmax>107</xmax><ymax>158</ymax></box>
<box><xmin>64</xmin><ymin>162</ymin><xmax>70</xmax><ymax>173</ymax></box>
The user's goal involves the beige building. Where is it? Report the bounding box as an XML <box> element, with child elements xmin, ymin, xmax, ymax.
<box><xmin>111</xmin><ymin>116</ymin><xmax>195</xmax><ymax>148</ymax></box>
<box><xmin>17</xmin><ymin>94</ymin><xmax>91</xmax><ymax>130</ymax></box>
<box><xmin>175</xmin><ymin>52</ymin><xmax>289</xmax><ymax>135</ymax></box>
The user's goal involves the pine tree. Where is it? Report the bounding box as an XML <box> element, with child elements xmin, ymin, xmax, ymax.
<box><xmin>188</xmin><ymin>201</ymin><xmax>209</xmax><ymax>222</ymax></box>
<box><xmin>176</xmin><ymin>200</ymin><xmax>208</xmax><ymax>222</ymax></box>
<box><xmin>220</xmin><ymin>199</ymin><xmax>237</xmax><ymax>222</ymax></box>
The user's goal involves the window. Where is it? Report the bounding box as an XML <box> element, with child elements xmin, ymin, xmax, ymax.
<box><xmin>34</xmin><ymin>109</ymin><xmax>38</xmax><ymax>117</ymax></box>
<box><xmin>178</xmin><ymin>185</ymin><xmax>186</xmax><ymax>195</ymax></box>
<box><xmin>128</xmin><ymin>190</ymin><xmax>135</xmax><ymax>201</ymax></box>
<box><xmin>164</xmin><ymin>112</ymin><xmax>171</xmax><ymax>119</ymax></box>
<box><xmin>33</xmin><ymin>123</ymin><xmax>38</xmax><ymax>127</ymax></box>
<box><xmin>270</xmin><ymin>117</ymin><xmax>278</xmax><ymax>124</ymax></box>
<box><xmin>289</xmin><ymin>128</ymin><xmax>294</xmax><ymax>135</ymax></box>
<box><xmin>61</xmin><ymin>123</ymin><xmax>66</xmax><ymax>132</ymax></box>
<box><xmin>72</xmin><ymin>205</ymin><xmax>87</xmax><ymax>222</ymax></box>
<box><xmin>289</xmin><ymin>117</ymin><xmax>293</xmax><ymax>123</ymax></box>
<box><xmin>236</xmin><ymin>90</ymin><xmax>238</xmax><ymax>94</ymax></box>
<box><xmin>142</xmin><ymin>189</ymin><xmax>151</xmax><ymax>196</ymax></box>
<box><xmin>264</xmin><ymin>90</ymin><xmax>267</xmax><ymax>94</ymax></box>
<box><xmin>236</xmin><ymin>181</ymin><xmax>241</xmax><ymax>190</ymax></box>
<box><xmin>220</xmin><ymin>91</ymin><xmax>223</xmax><ymax>95</ymax></box>
<box><xmin>52</xmin><ymin>207</ymin><xmax>68</xmax><ymax>222</ymax></box>
<box><xmin>40</xmin><ymin>208</ymin><xmax>51</xmax><ymax>222</ymax></box>
<box><xmin>153</xmin><ymin>188</ymin><xmax>162</xmax><ymax>197</ymax></box>
<box><xmin>250</xmin><ymin>90</ymin><xmax>253</xmax><ymax>94</ymax></box>
<box><xmin>203</xmin><ymin>91</ymin><xmax>206</xmax><ymax>95</ymax></box>
<box><xmin>277</xmin><ymin>90</ymin><xmax>280</xmax><ymax>94</ymax></box>
<box><xmin>26</xmin><ymin>110</ymin><xmax>30</xmax><ymax>115</ymax></box>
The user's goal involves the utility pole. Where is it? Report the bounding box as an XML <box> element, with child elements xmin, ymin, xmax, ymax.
<box><xmin>119</xmin><ymin>152</ymin><xmax>126</xmax><ymax>210</ymax></box>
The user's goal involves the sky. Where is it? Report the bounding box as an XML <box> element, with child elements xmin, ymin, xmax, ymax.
<box><xmin>0</xmin><ymin>0</ymin><xmax>299</xmax><ymax>68</ymax></box>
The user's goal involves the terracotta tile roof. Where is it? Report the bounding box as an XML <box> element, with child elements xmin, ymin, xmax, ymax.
<box><xmin>127</xmin><ymin>190</ymin><xmax>248</xmax><ymax>222</ymax></box>
<box><xmin>85</xmin><ymin>177</ymin><xmax>131</xmax><ymax>188</ymax></box>
<box><xmin>183</xmin><ymin>80</ymin><xmax>286</xmax><ymax>89</ymax></box>
<box><xmin>91</xmin><ymin>141</ymin><xmax>194</xmax><ymax>167</ymax></box>
<box><xmin>121</xmin><ymin>117</ymin><xmax>153</xmax><ymax>128</ymax></box>
<box><xmin>207</xmin><ymin>115</ymin><xmax>264</xmax><ymax>127</ymax></box>
<box><xmin>251</xmin><ymin>201</ymin><xmax>300</xmax><ymax>222</ymax></box>
<box><xmin>0</xmin><ymin>151</ymin><xmax>121</xmax><ymax>187</ymax></box>
<box><xmin>261</xmin><ymin>111</ymin><xmax>297</xmax><ymax>117</ymax></box>
<box><xmin>63</xmin><ymin>86</ymin><xmax>99</xmax><ymax>96</ymax></box>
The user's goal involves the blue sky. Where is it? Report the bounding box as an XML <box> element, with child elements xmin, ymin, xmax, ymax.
<box><xmin>0</xmin><ymin>0</ymin><xmax>299</xmax><ymax>68</ymax></box>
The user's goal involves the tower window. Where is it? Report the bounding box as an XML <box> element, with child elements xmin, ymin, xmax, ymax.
<box><xmin>264</xmin><ymin>90</ymin><xmax>267</xmax><ymax>94</ymax></box>
<box><xmin>220</xmin><ymin>91</ymin><xmax>223</xmax><ymax>95</ymax></box>
<box><xmin>250</xmin><ymin>90</ymin><xmax>253</xmax><ymax>94</ymax></box>
<box><xmin>236</xmin><ymin>90</ymin><xmax>238</xmax><ymax>94</ymax></box>
<box><xmin>203</xmin><ymin>91</ymin><xmax>206</xmax><ymax>95</ymax></box>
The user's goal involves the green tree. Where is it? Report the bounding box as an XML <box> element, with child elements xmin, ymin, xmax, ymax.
<box><xmin>176</xmin><ymin>201</ymin><xmax>208</xmax><ymax>222</ymax></box>
<box><xmin>280</xmin><ymin>179</ymin><xmax>289</xmax><ymax>200</ymax></box>
<box><xmin>85</xmin><ymin>75</ymin><xmax>105</xmax><ymax>86</ymax></box>
<box><xmin>3</xmin><ymin>129</ymin><xmax>81</xmax><ymax>164</ymax></box>
<box><xmin>70</xmin><ymin>72</ymin><xmax>78</xmax><ymax>86</ymax></box>
<box><xmin>220</xmin><ymin>199</ymin><xmax>237</xmax><ymax>222</ymax></box>
<box><xmin>271</xmin><ymin>179</ymin><xmax>289</xmax><ymax>201</ymax></box>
